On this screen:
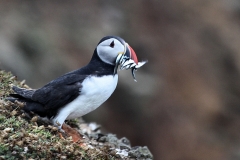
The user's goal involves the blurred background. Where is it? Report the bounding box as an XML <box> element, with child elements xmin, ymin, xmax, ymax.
<box><xmin>1</xmin><ymin>0</ymin><xmax>240</xmax><ymax>159</ymax></box>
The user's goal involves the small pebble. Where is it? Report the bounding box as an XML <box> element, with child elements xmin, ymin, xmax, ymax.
<box><xmin>16</xmin><ymin>141</ymin><xmax>23</xmax><ymax>146</ymax></box>
<box><xmin>4</xmin><ymin>128</ymin><xmax>12</xmax><ymax>133</ymax></box>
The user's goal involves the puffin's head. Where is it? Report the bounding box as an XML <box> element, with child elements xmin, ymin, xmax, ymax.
<box><xmin>96</xmin><ymin>36</ymin><xmax>147</xmax><ymax>81</ymax></box>
<box><xmin>97</xmin><ymin>36</ymin><xmax>138</xmax><ymax>66</ymax></box>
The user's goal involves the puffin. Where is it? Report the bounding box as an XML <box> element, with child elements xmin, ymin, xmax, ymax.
<box><xmin>8</xmin><ymin>36</ymin><xmax>147</xmax><ymax>130</ymax></box>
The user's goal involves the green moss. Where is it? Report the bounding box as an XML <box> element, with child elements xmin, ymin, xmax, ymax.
<box><xmin>0</xmin><ymin>115</ymin><xmax>5</xmax><ymax>123</ymax></box>
<box><xmin>0</xmin><ymin>143</ymin><xmax>8</xmax><ymax>154</ymax></box>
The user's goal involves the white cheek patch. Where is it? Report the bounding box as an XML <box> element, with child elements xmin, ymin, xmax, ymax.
<box><xmin>97</xmin><ymin>47</ymin><xmax>115</xmax><ymax>65</ymax></box>
<box><xmin>97</xmin><ymin>38</ymin><xmax>125</xmax><ymax>65</ymax></box>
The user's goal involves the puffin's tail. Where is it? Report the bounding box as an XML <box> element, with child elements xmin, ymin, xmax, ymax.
<box><xmin>5</xmin><ymin>86</ymin><xmax>35</xmax><ymax>102</ymax></box>
<box><xmin>10</xmin><ymin>86</ymin><xmax>35</xmax><ymax>99</ymax></box>
<box><xmin>6</xmin><ymin>86</ymin><xmax>50</xmax><ymax>118</ymax></box>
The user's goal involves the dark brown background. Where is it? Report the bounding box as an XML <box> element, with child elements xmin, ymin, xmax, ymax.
<box><xmin>1</xmin><ymin>1</ymin><xmax>240</xmax><ymax>159</ymax></box>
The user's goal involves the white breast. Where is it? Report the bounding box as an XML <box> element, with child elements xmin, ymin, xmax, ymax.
<box><xmin>52</xmin><ymin>75</ymin><xmax>118</xmax><ymax>126</ymax></box>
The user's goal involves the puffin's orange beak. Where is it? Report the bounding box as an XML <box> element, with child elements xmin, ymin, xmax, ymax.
<box><xmin>124</xmin><ymin>44</ymin><xmax>138</xmax><ymax>64</ymax></box>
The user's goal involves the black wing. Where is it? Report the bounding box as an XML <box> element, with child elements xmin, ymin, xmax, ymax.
<box><xmin>32</xmin><ymin>74</ymin><xmax>87</xmax><ymax>110</ymax></box>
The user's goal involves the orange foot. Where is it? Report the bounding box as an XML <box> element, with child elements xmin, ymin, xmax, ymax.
<box><xmin>59</xmin><ymin>123</ymin><xmax>82</xmax><ymax>142</ymax></box>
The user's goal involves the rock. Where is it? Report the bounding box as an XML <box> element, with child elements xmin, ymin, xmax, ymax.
<box><xmin>106</xmin><ymin>134</ymin><xmax>118</xmax><ymax>144</ymax></box>
<box><xmin>3</xmin><ymin>127</ymin><xmax>12</xmax><ymax>133</ymax></box>
<box><xmin>129</xmin><ymin>146</ymin><xmax>153</xmax><ymax>159</ymax></box>
<box><xmin>117</xmin><ymin>137</ymin><xmax>131</xmax><ymax>150</ymax></box>
<box><xmin>0</xmin><ymin>70</ymin><xmax>154</xmax><ymax>159</ymax></box>
<box><xmin>115</xmin><ymin>148</ymin><xmax>129</xmax><ymax>158</ymax></box>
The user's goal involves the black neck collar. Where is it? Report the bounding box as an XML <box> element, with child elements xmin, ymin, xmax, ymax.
<box><xmin>75</xmin><ymin>49</ymin><xmax>116</xmax><ymax>77</ymax></box>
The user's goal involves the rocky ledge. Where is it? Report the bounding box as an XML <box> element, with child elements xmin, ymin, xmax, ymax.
<box><xmin>0</xmin><ymin>70</ymin><xmax>153</xmax><ymax>159</ymax></box>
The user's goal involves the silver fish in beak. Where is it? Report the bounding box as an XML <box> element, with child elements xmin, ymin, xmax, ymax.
<box><xmin>114</xmin><ymin>43</ymin><xmax>147</xmax><ymax>81</ymax></box>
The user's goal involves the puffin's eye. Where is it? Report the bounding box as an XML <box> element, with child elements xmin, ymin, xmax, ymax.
<box><xmin>110</xmin><ymin>41</ymin><xmax>115</xmax><ymax>48</ymax></box>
